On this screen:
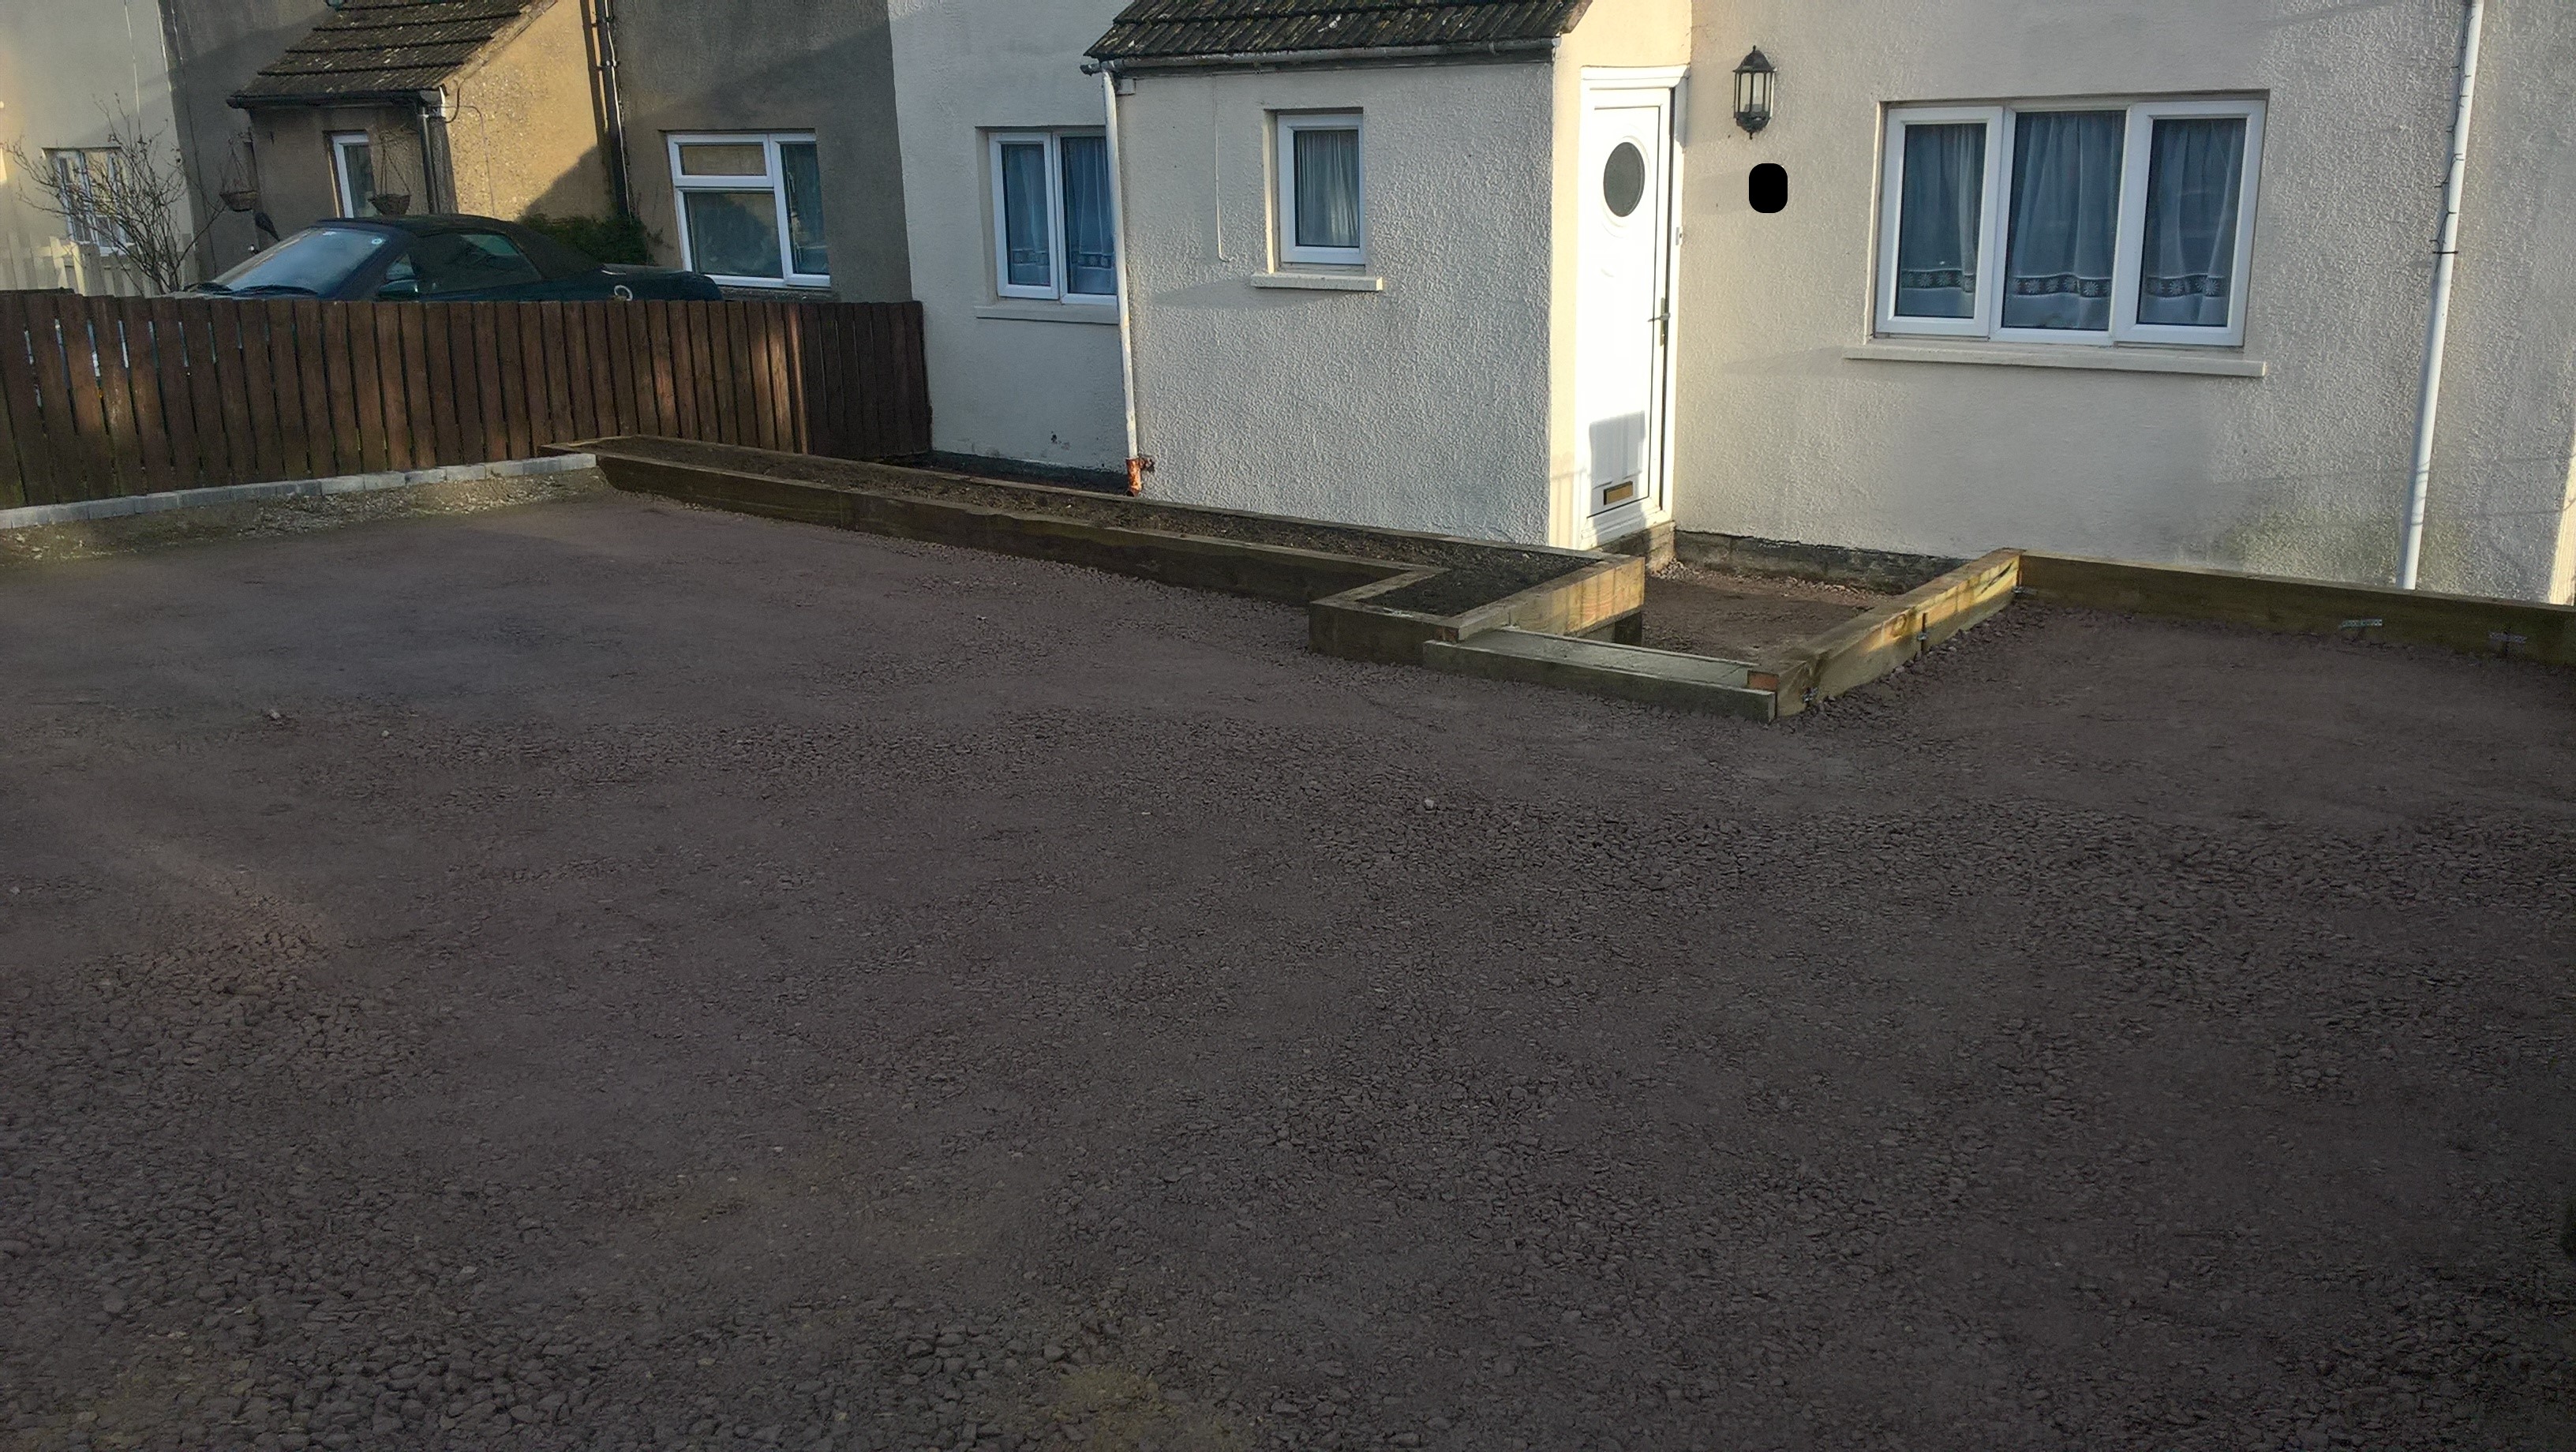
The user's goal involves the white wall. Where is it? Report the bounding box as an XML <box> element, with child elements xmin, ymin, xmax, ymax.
<box><xmin>1676</xmin><ymin>0</ymin><xmax>2576</xmax><ymax>601</ymax></box>
<box><xmin>887</xmin><ymin>0</ymin><xmax>1130</xmax><ymax>472</ymax></box>
<box><xmin>0</xmin><ymin>0</ymin><xmax>192</xmax><ymax>294</ymax></box>
<box><xmin>1120</xmin><ymin>62</ymin><xmax>1557</xmax><ymax>542</ymax></box>
<box><xmin>1547</xmin><ymin>0</ymin><xmax>1692</xmax><ymax>548</ymax></box>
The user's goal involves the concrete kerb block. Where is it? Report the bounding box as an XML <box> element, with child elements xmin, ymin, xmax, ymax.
<box><xmin>0</xmin><ymin>454</ymin><xmax>598</xmax><ymax>533</ymax></box>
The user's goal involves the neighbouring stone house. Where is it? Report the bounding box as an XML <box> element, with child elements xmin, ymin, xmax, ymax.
<box><xmin>606</xmin><ymin>0</ymin><xmax>913</xmax><ymax>305</ymax></box>
<box><xmin>228</xmin><ymin>0</ymin><xmax>611</xmax><ymax>237</ymax></box>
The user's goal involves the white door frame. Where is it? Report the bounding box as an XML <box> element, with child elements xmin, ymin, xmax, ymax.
<box><xmin>1574</xmin><ymin>67</ymin><xmax>1687</xmax><ymax>551</ymax></box>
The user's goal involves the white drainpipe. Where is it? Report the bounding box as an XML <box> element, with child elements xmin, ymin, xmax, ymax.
<box><xmin>2396</xmin><ymin>0</ymin><xmax>2488</xmax><ymax>590</ymax></box>
<box><xmin>1099</xmin><ymin>65</ymin><xmax>1147</xmax><ymax>494</ymax></box>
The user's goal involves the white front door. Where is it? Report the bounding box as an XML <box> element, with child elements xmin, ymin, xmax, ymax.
<box><xmin>1575</xmin><ymin>85</ymin><xmax>1676</xmax><ymax>544</ymax></box>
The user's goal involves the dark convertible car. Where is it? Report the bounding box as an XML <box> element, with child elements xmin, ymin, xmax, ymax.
<box><xmin>193</xmin><ymin>215</ymin><xmax>724</xmax><ymax>303</ymax></box>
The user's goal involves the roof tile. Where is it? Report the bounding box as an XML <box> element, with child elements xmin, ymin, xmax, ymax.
<box><xmin>1089</xmin><ymin>0</ymin><xmax>1590</xmax><ymax>62</ymax></box>
<box><xmin>233</xmin><ymin>0</ymin><xmax>548</xmax><ymax>104</ymax></box>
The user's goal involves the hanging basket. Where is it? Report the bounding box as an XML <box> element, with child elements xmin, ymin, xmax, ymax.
<box><xmin>369</xmin><ymin>193</ymin><xmax>413</xmax><ymax>217</ymax></box>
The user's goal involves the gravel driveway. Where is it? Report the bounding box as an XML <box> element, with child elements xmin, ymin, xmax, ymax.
<box><xmin>2</xmin><ymin>490</ymin><xmax>2570</xmax><ymax>1452</ymax></box>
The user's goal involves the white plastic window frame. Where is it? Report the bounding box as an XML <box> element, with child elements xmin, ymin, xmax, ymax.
<box><xmin>667</xmin><ymin>132</ymin><xmax>829</xmax><ymax>289</ymax></box>
<box><xmin>47</xmin><ymin>148</ymin><xmax>129</xmax><ymax>251</ymax></box>
<box><xmin>987</xmin><ymin>129</ymin><xmax>1116</xmax><ymax>305</ymax></box>
<box><xmin>1274</xmin><ymin>111</ymin><xmax>1365</xmax><ymax>268</ymax></box>
<box><xmin>1873</xmin><ymin>106</ymin><xmax>2005</xmax><ymax>340</ymax></box>
<box><xmin>2111</xmin><ymin>98</ymin><xmax>2265</xmax><ymax>348</ymax></box>
<box><xmin>1877</xmin><ymin>97</ymin><xmax>2263</xmax><ymax>349</ymax></box>
<box><xmin>328</xmin><ymin>132</ymin><xmax>373</xmax><ymax>220</ymax></box>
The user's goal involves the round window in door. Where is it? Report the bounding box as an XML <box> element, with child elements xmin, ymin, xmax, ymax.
<box><xmin>1602</xmin><ymin>141</ymin><xmax>1646</xmax><ymax>218</ymax></box>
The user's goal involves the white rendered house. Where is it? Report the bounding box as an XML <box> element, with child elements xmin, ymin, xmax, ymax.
<box><xmin>886</xmin><ymin>0</ymin><xmax>1136</xmax><ymax>482</ymax></box>
<box><xmin>1095</xmin><ymin>0</ymin><xmax>1691</xmax><ymax>549</ymax></box>
<box><xmin>890</xmin><ymin>0</ymin><xmax>2576</xmax><ymax>602</ymax></box>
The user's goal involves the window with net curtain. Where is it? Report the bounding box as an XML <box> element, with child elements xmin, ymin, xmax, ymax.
<box><xmin>1880</xmin><ymin>99</ymin><xmax>2260</xmax><ymax>346</ymax></box>
<box><xmin>991</xmin><ymin>130</ymin><xmax>1116</xmax><ymax>302</ymax></box>
<box><xmin>1277</xmin><ymin>113</ymin><xmax>1363</xmax><ymax>266</ymax></box>
<box><xmin>47</xmin><ymin>148</ymin><xmax>133</xmax><ymax>249</ymax></box>
<box><xmin>668</xmin><ymin>133</ymin><xmax>829</xmax><ymax>286</ymax></box>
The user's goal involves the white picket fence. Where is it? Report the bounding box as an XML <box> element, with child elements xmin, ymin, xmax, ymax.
<box><xmin>0</xmin><ymin>235</ymin><xmax>157</xmax><ymax>296</ymax></box>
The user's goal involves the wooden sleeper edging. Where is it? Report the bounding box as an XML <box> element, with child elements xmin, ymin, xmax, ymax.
<box><xmin>2015</xmin><ymin>552</ymin><xmax>2576</xmax><ymax>667</ymax></box>
<box><xmin>575</xmin><ymin>439</ymin><xmax>1643</xmax><ymax>663</ymax></box>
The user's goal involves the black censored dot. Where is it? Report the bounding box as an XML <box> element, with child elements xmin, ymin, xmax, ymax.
<box><xmin>1749</xmin><ymin>162</ymin><xmax>1788</xmax><ymax>214</ymax></box>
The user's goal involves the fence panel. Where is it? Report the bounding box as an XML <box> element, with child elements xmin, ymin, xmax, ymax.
<box><xmin>292</xmin><ymin>299</ymin><xmax>340</xmax><ymax>481</ymax></box>
<box><xmin>51</xmin><ymin>304</ymin><xmax>113</xmax><ymax>500</ymax></box>
<box><xmin>395</xmin><ymin>307</ymin><xmax>436</xmax><ymax>469</ymax></box>
<box><xmin>145</xmin><ymin>300</ymin><xmax>201</xmax><ymax>492</ymax></box>
<box><xmin>118</xmin><ymin>305</ymin><xmax>178</xmax><ymax>495</ymax></box>
<box><xmin>0</xmin><ymin>294</ymin><xmax>930</xmax><ymax>509</ymax></box>
<box><xmin>689</xmin><ymin>301</ymin><xmax>724</xmax><ymax>445</ymax></box>
<box><xmin>0</xmin><ymin>294</ymin><xmax>54</xmax><ymax>507</ymax></box>
<box><xmin>236</xmin><ymin>303</ymin><xmax>288</xmax><ymax>484</ymax></box>
<box><xmin>638</xmin><ymin>302</ymin><xmax>672</xmax><ymax>439</ymax></box>
<box><xmin>185</xmin><ymin>301</ymin><xmax>253</xmax><ymax>486</ymax></box>
<box><xmin>424</xmin><ymin>306</ymin><xmax>468</xmax><ymax>467</ymax></box>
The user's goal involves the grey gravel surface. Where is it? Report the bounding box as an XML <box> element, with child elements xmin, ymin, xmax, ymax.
<box><xmin>1</xmin><ymin>490</ymin><xmax>2570</xmax><ymax>1452</ymax></box>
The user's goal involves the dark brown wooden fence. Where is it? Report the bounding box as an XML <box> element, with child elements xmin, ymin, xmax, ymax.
<box><xmin>0</xmin><ymin>294</ymin><xmax>930</xmax><ymax>511</ymax></box>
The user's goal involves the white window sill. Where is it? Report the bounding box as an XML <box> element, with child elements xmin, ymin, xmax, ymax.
<box><xmin>1844</xmin><ymin>341</ymin><xmax>2267</xmax><ymax>377</ymax></box>
<box><xmin>705</xmin><ymin>278</ymin><xmax>834</xmax><ymax>292</ymax></box>
<box><xmin>1249</xmin><ymin>272</ymin><xmax>1385</xmax><ymax>293</ymax></box>
<box><xmin>975</xmin><ymin>301</ymin><xmax>1120</xmax><ymax>325</ymax></box>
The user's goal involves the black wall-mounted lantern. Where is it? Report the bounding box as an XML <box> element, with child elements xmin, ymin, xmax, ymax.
<box><xmin>1732</xmin><ymin>47</ymin><xmax>1776</xmax><ymax>135</ymax></box>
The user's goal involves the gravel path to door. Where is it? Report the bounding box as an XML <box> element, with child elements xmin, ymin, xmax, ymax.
<box><xmin>1</xmin><ymin>490</ymin><xmax>2570</xmax><ymax>1452</ymax></box>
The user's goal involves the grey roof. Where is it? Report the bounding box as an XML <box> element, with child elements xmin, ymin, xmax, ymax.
<box><xmin>232</xmin><ymin>0</ymin><xmax>548</xmax><ymax>105</ymax></box>
<box><xmin>1088</xmin><ymin>0</ymin><xmax>1592</xmax><ymax>65</ymax></box>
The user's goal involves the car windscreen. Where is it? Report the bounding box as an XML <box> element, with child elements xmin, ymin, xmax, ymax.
<box><xmin>205</xmin><ymin>226</ymin><xmax>394</xmax><ymax>295</ymax></box>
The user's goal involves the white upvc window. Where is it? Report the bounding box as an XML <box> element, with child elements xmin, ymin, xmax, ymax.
<box><xmin>988</xmin><ymin>129</ymin><xmax>1117</xmax><ymax>303</ymax></box>
<box><xmin>48</xmin><ymin>148</ymin><xmax>131</xmax><ymax>250</ymax></box>
<box><xmin>668</xmin><ymin>132</ymin><xmax>829</xmax><ymax>288</ymax></box>
<box><xmin>1877</xmin><ymin>97</ymin><xmax>2264</xmax><ymax>347</ymax></box>
<box><xmin>328</xmin><ymin>131</ymin><xmax>376</xmax><ymax>218</ymax></box>
<box><xmin>1275</xmin><ymin>111</ymin><xmax>1364</xmax><ymax>267</ymax></box>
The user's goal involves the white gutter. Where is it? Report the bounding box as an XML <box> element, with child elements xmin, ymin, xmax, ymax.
<box><xmin>1101</xmin><ymin>65</ymin><xmax>1146</xmax><ymax>494</ymax></box>
<box><xmin>2397</xmin><ymin>0</ymin><xmax>2487</xmax><ymax>590</ymax></box>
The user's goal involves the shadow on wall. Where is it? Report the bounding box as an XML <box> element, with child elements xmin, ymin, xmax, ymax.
<box><xmin>612</xmin><ymin>20</ymin><xmax>908</xmax><ymax>296</ymax></box>
<box><xmin>1591</xmin><ymin>411</ymin><xmax>1647</xmax><ymax>500</ymax></box>
<box><xmin>448</xmin><ymin>133</ymin><xmax>610</xmax><ymax>229</ymax></box>
<box><xmin>163</xmin><ymin>2</ymin><xmax>334</xmax><ymax>274</ymax></box>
